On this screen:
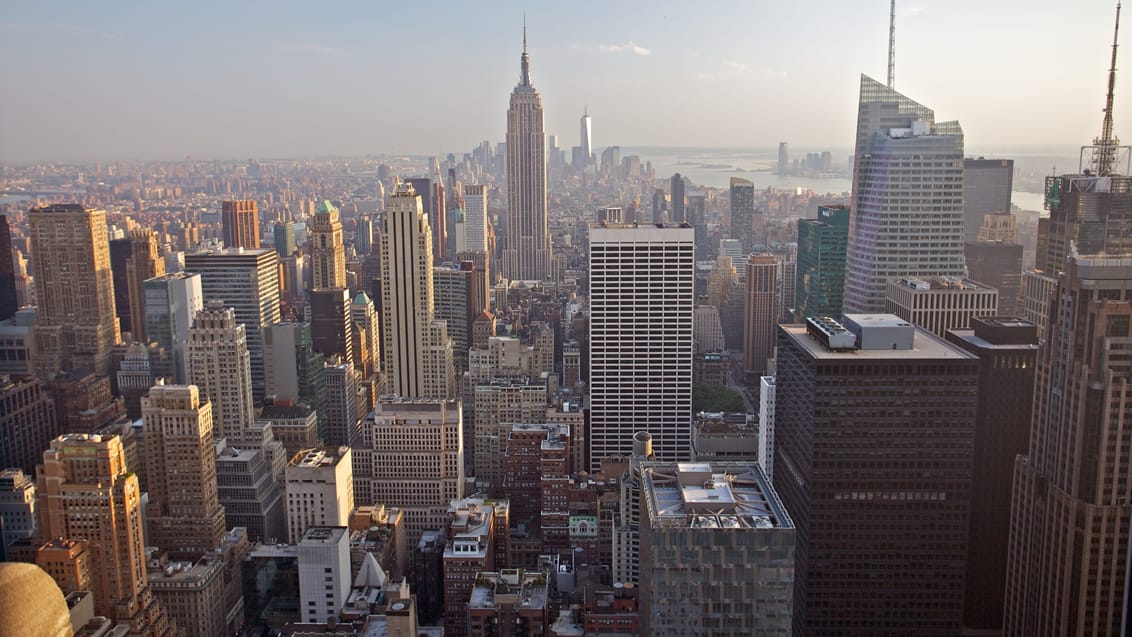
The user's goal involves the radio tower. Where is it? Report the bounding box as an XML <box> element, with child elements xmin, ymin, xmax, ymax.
<box><xmin>887</xmin><ymin>0</ymin><xmax>896</xmax><ymax>88</ymax></box>
<box><xmin>1094</xmin><ymin>2</ymin><xmax>1122</xmax><ymax>175</ymax></box>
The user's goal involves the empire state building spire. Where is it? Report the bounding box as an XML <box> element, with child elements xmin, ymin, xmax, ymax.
<box><xmin>520</xmin><ymin>16</ymin><xmax>531</xmax><ymax>87</ymax></box>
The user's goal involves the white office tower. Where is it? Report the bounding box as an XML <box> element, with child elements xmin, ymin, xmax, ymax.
<box><xmin>285</xmin><ymin>447</ymin><xmax>354</xmax><ymax>544</ymax></box>
<box><xmin>186</xmin><ymin>302</ymin><xmax>255</xmax><ymax>441</ymax></box>
<box><xmin>842</xmin><ymin>75</ymin><xmax>967</xmax><ymax>313</ymax></box>
<box><xmin>758</xmin><ymin>376</ymin><xmax>776</xmax><ymax>482</ymax></box>
<box><xmin>503</xmin><ymin>27</ymin><xmax>552</xmax><ymax>281</ymax></box>
<box><xmin>580</xmin><ymin>107</ymin><xmax>593</xmax><ymax>164</ymax></box>
<box><xmin>588</xmin><ymin>224</ymin><xmax>695</xmax><ymax>470</ymax></box>
<box><xmin>463</xmin><ymin>185</ymin><xmax>489</xmax><ymax>253</ymax></box>
<box><xmin>380</xmin><ymin>182</ymin><xmax>455</xmax><ymax>400</ymax></box>
<box><xmin>298</xmin><ymin>526</ymin><xmax>351</xmax><ymax>624</ymax></box>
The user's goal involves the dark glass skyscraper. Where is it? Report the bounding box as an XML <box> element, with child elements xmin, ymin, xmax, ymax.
<box><xmin>794</xmin><ymin>205</ymin><xmax>850</xmax><ymax>320</ymax></box>
<box><xmin>0</xmin><ymin>215</ymin><xmax>17</xmax><ymax>321</ymax></box>
<box><xmin>730</xmin><ymin>177</ymin><xmax>754</xmax><ymax>254</ymax></box>
<box><xmin>669</xmin><ymin>173</ymin><xmax>686</xmax><ymax>224</ymax></box>
<box><xmin>963</xmin><ymin>158</ymin><xmax>1013</xmax><ymax>243</ymax></box>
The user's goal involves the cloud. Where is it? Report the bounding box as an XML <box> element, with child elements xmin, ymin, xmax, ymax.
<box><xmin>698</xmin><ymin>61</ymin><xmax>788</xmax><ymax>82</ymax></box>
<box><xmin>596</xmin><ymin>41</ymin><xmax>651</xmax><ymax>56</ymax></box>
<box><xmin>0</xmin><ymin>22</ymin><xmax>122</xmax><ymax>41</ymax></box>
<box><xmin>283</xmin><ymin>43</ymin><xmax>352</xmax><ymax>57</ymax></box>
<box><xmin>722</xmin><ymin>60</ymin><xmax>748</xmax><ymax>72</ymax></box>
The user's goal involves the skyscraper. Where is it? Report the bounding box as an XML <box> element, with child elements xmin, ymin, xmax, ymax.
<box><xmin>463</xmin><ymin>185</ymin><xmax>489</xmax><ymax>253</ymax></box>
<box><xmin>730</xmin><ymin>177</ymin><xmax>755</xmax><ymax>254</ymax></box>
<box><xmin>588</xmin><ymin>224</ymin><xmax>694</xmax><ymax>470</ymax></box>
<box><xmin>142</xmin><ymin>383</ymin><xmax>227</xmax><ymax>559</ymax></box>
<box><xmin>186</xmin><ymin>302</ymin><xmax>255</xmax><ymax>441</ymax></box>
<box><xmin>184</xmin><ymin>247</ymin><xmax>280</xmax><ymax>400</ymax></box>
<box><xmin>778</xmin><ymin>142</ymin><xmax>790</xmax><ymax>175</ymax></box>
<box><xmin>794</xmin><ymin>204</ymin><xmax>850</xmax><ymax>320</ymax></box>
<box><xmin>29</xmin><ymin>204</ymin><xmax>121</xmax><ymax>378</ymax></box>
<box><xmin>963</xmin><ymin>158</ymin><xmax>1014</xmax><ymax>243</ymax></box>
<box><xmin>309</xmin><ymin>200</ymin><xmax>346</xmax><ymax>290</ymax></box>
<box><xmin>143</xmin><ymin>272</ymin><xmax>203</xmax><ymax>384</ymax></box>
<box><xmin>0</xmin><ymin>215</ymin><xmax>18</xmax><ymax>321</ymax></box>
<box><xmin>38</xmin><ymin>433</ymin><xmax>174</xmax><ymax>635</ymax></box>
<box><xmin>109</xmin><ymin>230</ymin><xmax>165</xmax><ymax>340</ymax></box>
<box><xmin>743</xmin><ymin>254</ymin><xmax>778</xmax><ymax>379</ymax></box>
<box><xmin>309</xmin><ymin>288</ymin><xmax>354</xmax><ymax>368</ymax></box>
<box><xmin>669</xmin><ymin>173</ymin><xmax>686</xmax><ymax>224</ymax></box>
<box><xmin>580</xmin><ymin>107</ymin><xmax>593</xmax><ymax>166</ymax></box>
<box><xmin>273</xmin><ymin>221</ymin><xmax>297</xmax><ymax>258</ymax></box>
<box><xmin>842</xmin><ymin>76</ymin><xmax>967</xmax><ymax>313</ymax></box>
<box><xmin>221</xmin><ymin>200</ymin><xmax>260</xmax><ymax>249</ymax></box>
<box><xmin>503</xmin><ymin>26</ymin><xmax>552</xmax><ymax>281</ymax></box>
<box><xmin>381</xmin><ymin>182</ymin><xmax>455</xmax><ymax>400</ymax></box>
<box><xmin>0</xmin><ymin>375</ymin><xmax>58</xmax><ymax>476</ymax></box>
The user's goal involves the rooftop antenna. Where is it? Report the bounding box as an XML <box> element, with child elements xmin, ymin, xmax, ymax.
<box><xmin>1094</xmin><ymin>2</ymin><xmax>1123</xmax><ymax>175</ymax></box>
<box><xmin>887</xmin><ymin>0</ymin><xmax>896</xmax><ymax>88</ymax></box>
<box><xmin>519</xmin><ymin>13</ymin><xmax>531</xmax><ymax>86</ymax></box>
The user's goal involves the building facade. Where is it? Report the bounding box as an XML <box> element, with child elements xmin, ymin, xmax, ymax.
<box><xmin>221</xmin><ymin>200</ymin><xmax>260</xmax><ymax>249</ymax></box>
<box><xmin>794</xmin><ymin>204</ymin><xmax>850</xmax><ymax>321</ymax></box>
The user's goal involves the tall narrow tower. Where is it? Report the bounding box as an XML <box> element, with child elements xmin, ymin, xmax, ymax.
<box><xmin>504</xmin><ymin>22</ymin><xmax>552</xmax><ymax>281</ymax></box>
<box><xmin>221</xmin><ymin>200</ymin><xmax>260</xmax><ymax>249</ymax></box>
<box><xmin>887</xmin><ymin>0</ymin><xmax>896</xmax><ymax>88</ymax></box>
<box><xmin>580</xmin><ymin>106</ymin><xmax>593</xmax><ymax>165</ymax></box>
<box><xmin>309</xmin><ymin>200</ymin><xmax>346</xmax><ymax>290</ymax></box>
<box><xmin>110</xmin><ymin>230</ymin><xmax>165</xmax><ymax>341</ymax></box>
<box><xmin>186</xmin><ymin>302</ymin><xmax>255</xmax><ymax>441</ymax></box>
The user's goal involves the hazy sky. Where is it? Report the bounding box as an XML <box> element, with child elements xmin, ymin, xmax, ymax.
<box><xmin>0</xmin><ymin>0</ymin><xmax>1126</xmax><ymax>163</ymax></box>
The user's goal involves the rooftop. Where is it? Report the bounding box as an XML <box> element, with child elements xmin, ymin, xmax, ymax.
<box><xmin>783</xmin><ymin>322</ymin><xmax>974</xmax><ymax>361</ymax></box>
<box><xmin>890</xmin><ymin>276</ymin><xmax>995</xmax><ymax>292</ymax></box>
<box><xmin>289</xmin><ymin>446</ymin><xmax>350</xmax><ymax>469</ymax></box>
<box><xmin>641</xmin><ymin>461</ymin><xmax>793</xmax><ymax>530</ymax></box>
<box><xmin>299</xmin><ymin>526</ymin><xmax>347</xmax><ymax>545</ymax></box>
<box><xmin>468</xmin><ymin>569</ymin><xmax>548</xmax><ymax>611</ymax></box>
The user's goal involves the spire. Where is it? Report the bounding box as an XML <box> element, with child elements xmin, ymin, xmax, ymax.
<box><xmin>887</xmin><ymin>0</ymin><xmax>896</xmax><ymax>89</ymax></box>
<box><xmin>520</xmin><ymin>15</ymin><xmax>531</xmax><ymax>87</ymax></box>
<box><xmin>1095</xmin><ymin>2</ymin><xmax>1123</xmax><ymax>175</ymax></box>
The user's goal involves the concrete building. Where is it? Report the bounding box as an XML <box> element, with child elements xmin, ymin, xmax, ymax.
<box><xmin>350</xmin><ymin>292</ymin><xmax>380</xmax><ymax>379</ymax></box>
<box><xmin>143</xmin><ymin>272</ymin><xmax>203</xmax><ymax>384</ymax></box>
<box><xmin>147</xmin><ymin>531</ymin><xmax>248</xmax><ymax>637</ymax></box>
<box><xmin>467</xmin><ymin>569</ymin><xmax>550</xmax><ymax>637</ymax></box>
<box><xmin>433</xmin><ymin>266</ymin><xmax>472</xmax><ymax>372</ymax></box>
<box><xmin>775</xmin><ymin>315</ymin><xmax>978</xmax><ymax>634</ymax></box>
<box><xmin>322</xmin><ymin>360</ymin><xmax>362</xmax><ymax>447</ymax></box>
<box><xmin>142</xmin><ymin>383</ymin><xmax>227</xmax><ymax>559</ymax></box>
<box><xmin>309</xmin><ymin>200</ymin><xmax>347</xmax><ymax>290</ymax></box>
<box><xmin>29</xmin><ymin>204</ymin><xmax>121</xmax><ymax>378</ymax></box>
<box><xmin>965</xmin><ymin>241</ymin><xmax>1024</xmax><ymax>316</ymax></box>
<box><xmin>310</xmin><ymin>288</ymin><xmax>354</xmax><ymax>368</ymax></box>
<box><xmin>354</xmin><ymin>398</ymin><xmax>465</xmax><ymax>544</ymax></box>
<box><xmin>759</xmin><ymin>376</ymin><xmax>776</xmax><ymax>481</ymax></box>
<box><xmin>183</xmin><ymin>247</ymin><xmax>281</xmax><ymax>400</ymax></box>
<box><xmin>473</xmin><ymin>379</ymin><xmax>548</xmax><ymax>494</ymax></box>
<box><xmin>263</xmin><ymin>322</ymin><xmax>324</xmax><ymax>408</ymax></box>
<box><xmin>963</xmin><ymin>158</ymin><xmax>1014</xmax><ymax>243</ymax></box>
<box><xmin>215</xmin><ymin>444</ymin><xmax>285</xmax><ymax>542</ymax></box>
<box><xmin>670</xmin><ymin>173</ymin><xmax>686</xmax><ymax>224</ymax></box>
<box><xmin>794</xmin><ymin>204</ymin><xmax>850</xmax><ymax>321</ymax></box>
<box><xmin>0</xmin><ymin>468</ymin><xmax>36</xmax><ymax>545</ymax></box>
<box><xmin>692</xmin><ymin>306</ymin><xmax>725</xmax><ymax>354</ymax></box>
<box><xmin>36</xmin><ymin>538</ymin><xmax>93</xmax><ymax>599</ymax></box>
<box><xmin>588</xmin><ymin>224</ymin><xmax>694</xmax><ymax>470</ymax></box>
<box><xmin>443</xmin><ymin>498</ymin><xmax>509</xmax><ymax>637</ymax></box>
<box><xmin>639</xmin><ymin>462</ymin><xmax>795</xmax><ymax>636</ymax></box>
<box><xmin>257</xmin><ymin>403</ymin><xmax>320</xmax><ymax>458</ymax></box>
<box><xmin>186</xmin><ymin>302</ymin><xmax>255</xmax><ymax>441</ymax></box>
<box><xmin>381</xmin><ymin>181</ymin><xmax>454</xmax><ymax>400</ymax></box>
<box><xmin>0</xmin><ymin>309</ymin><xmax>35</xmax><ymax>377</ymax></box>
<box><xmin>743</xmin><ymin>253</ymin><xmax>778</xmax><ymax>379</ymax></box>
<box><xmin>463</xmin><ymin>185</ymin><xmax>489</xmax><ymax>254</ymax></box>
<box><xmin>285</xmin><ymin>446</ymin><xmax>355</xmax><ymax>544</ymax></box>
<box><xmin>297</xmin><ymin>526</ymin><xmax>351</xmax><ymax>624</ymax></box>
<box><xmin>0</xmin><ymin>375</ymin><xmax>58</xmax><ymax>475</ymax></box>
<box><xmin>503</xmin><ymin>30</ymin><xmax>552</xmax><ymax>281</ymax></box>
<box><xmin>885</xmin><ymin>276</ymin><xmax>999</xmax><ymax>338</ymax></box>
<box><xmin>273</xmin><ymin>221</ymin><xmax>297</xmax><ymax>258</ymax></box>
<box><xmin>843</xmin><ymin>77</ymin><xmax>967</xmax><ymax>313</ymax></box>
<box><xmin>945</xmin><ymin>317</ymin><xmax>1038</xmax><ymax>633</ymax></box>
<box><xmin>221</xmin><ymin>200</ymin><xmax>260</xmax><ymax>249</ymax></box>
<box><xmin>109</xmin><ymin>230</ymin><xmax>165</xmax><ymax>340</ymax></box>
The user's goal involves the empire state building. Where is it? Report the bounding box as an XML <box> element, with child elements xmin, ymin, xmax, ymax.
<box><xmin>504</xmin><ymin>27</ymin><xmax>552</xmax><ymax>282</ymax></box>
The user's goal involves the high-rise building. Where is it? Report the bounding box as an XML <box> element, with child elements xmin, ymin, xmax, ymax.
<box><xmin>775</xmin><ymin>315</ymin><xmax>978</xmax><ymax>634</ymax></box>
<box><xmin>297</xmin><ymin>526</ymin><xmax>351</xmax><ymax>624</ymax></box>
<box><xmin>743</xmin><ymin>254</ymin><xmax>778</xmax><ymax>379</ymax></box>
<box><xmin>221</xmin><ymin>200</ymin><xmax>260</xmax><ymax>249</ymax></box>
<box><xmin>29</xmin><ymin>204</ymin><xmax>120</xmax><ymax>378</ymax></box>
<box><xmin>351</xmin><ymin>292</ymin><xmax>380</xmax><ymax>378</ymax></box>
<box><xmin>758</xmin><ymin>376</ymin><xmax>776</xmax><ymax>481</ymax></box>
<box><xmin>945</xmin><ymin>317</ymin><xmax>1038</xmax><ymax>633</ymax></box>
<box><xmin>842</xmin><ymin>76</ymin><xmax>967</xmax><ymax>313</ymax></box>
<box><xmin>580</xmin><ymin>107</ymin><xmax>593</xmax><ymax>166</ymax></box>
<box><xmin>884</xmin><ymin>276</ymin><xmax>999</xmax><ymax>338</ymax></box>
<box><xmin>730</xmin><ymin>177</ymin><xmax>754</xmax><ymax>253</ymax></box>
<box><xmin>309</xmin><ymin>200</ymin><xmax>347</xmax><ymax>290</ymax></box>
<box><xmin>669</xmin><ymin>173</ymin><xmax>686</xmax><ymax>224</ymax></box>
<box><xmin>309</xmin><ymin>288</ymin><xmax>354</xmax><ymax>368</ymax></box>
<box><xmin>963</xmin><ymin>158</ymin><xmax>1013</xmax><ymax>243</ymax></box>
<box><xmin>380</xmin><ymin>182</ymin><xmax>454</xmax><ymax>400</ymax></box>
<box><xmin>186</xmin><ymin>302</ymin><xmax>254</xmax><ymax>440</ymax></box>
<box><xmin>588</xmin><ymin>225</ymin><xmax>694</xmax><ymax>470</ymax></box>
<box><xmin>0</xmin><ymin>468</ymin><xmax>37</xmax><ymax>545</ymax></box>
<box><xmin>143</xmin><ymin>272</ymin><xmax>203</xmax><ymax>384</ymax></box>
<box><xmin>273</xmin><ymin>221</ymin><xmax>297</xmax><ymax>258</ymax></box>
<box><xmin>433</xmin><ymin>266</ymin><xmax>471</xmax><ymax>372</ymax></box>
<box><xmin>0</xmin><ymin>375</ymin><xmax>58</xmax><ymax>475</ymax></box>
<box><xmin>215</xmin><ymin>442</ymin><xmax>285</xmax><ymax>542</ymax></box>
<box><xmin>503</xmin><ymin>28</ymin><xmax>552</xmax><ymax>281</ymax></box>
<box><xmin>638</xmin><ymin>461</ymin><xmax>795</xmax><ymax>636</ymax></box>
<box><xmin>0</xmin><ymin>215</ymin><xmax>19</xmax><ymax>320</ymax></box>
<box><xmin>321</xmin><ymin>360</ymin><xmax>361</xmax><ymax>447</ymax></box>
<box><xmin>794</xmin><ymin>205</ymin><xmax>850</xmax><ymax>320</ymax></box>
<box><xmin>109</xmin><ymin>230</ymin><xmax>165</xmax><ymax>340</ymax></box>
<box><xmin>964</xmin><ymin>241</ymin><xmax>1023</xmax><ymax>315</ymax></box>
<box><xmin>184</xmin><ymin>247</ymin><xmax>281</xmax><ymax>400</ymax></box>
<box><xmin>443</xmin><ymin>497</ymin><xmax>510</xmax><ymax>637</ymax></box>
<box><xmin>778</xmin><ymin>142</ymin><xmax>789</xmax><ymax>175</ymax></box>
<box><xmin>977</xmin><ymin>210</ymin><xmax>1020</xmax><ymax>243</ymax></box>
<box><xmin>37</xmin><ymin>433</ymin><xmax>173</xmax><ymax>635</ymax></box>
<box><xmin>142</xmin><ymin>383</ymin><xmax>227</xmax><ymax>559</ymax></box>
<box><xmin>285</xmin><ymin>446</ymin><xmax>354</xmax><ymax>544</ymax></box>
<box><xmin>463</xmin><ymin>185</ymin><xmax>489</xmax><ymax>253</ymax></box>
<box><xmin>263</xmin><ymin>322</ymin><xmax>324</xmax><ymax>408</ymax></box>
<box><xmin>1004</xmin><ymin>257</ymin><xmax>1132</xmax><ymax>635</ymax></box>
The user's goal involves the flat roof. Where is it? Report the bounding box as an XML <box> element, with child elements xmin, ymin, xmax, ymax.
<box><xmin>641</xmin><ymin>461</ymin><xmax>793</xmax><ymax>530</ymax></box>
<box><xmin>782</xmin><ymin>323</ymin><xmax>975</xmax><ymax>361</ymax></box>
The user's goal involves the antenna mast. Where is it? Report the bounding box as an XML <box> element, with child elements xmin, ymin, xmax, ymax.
<box><xmin>1095</xmin><ymin>2</ymin><xmax>1122</xmax><ymax>175</ymax></box>
<box><xmin>887</xmin><ymin>0</ymin><xmax>896</xmax><ymax>88</ymax></box>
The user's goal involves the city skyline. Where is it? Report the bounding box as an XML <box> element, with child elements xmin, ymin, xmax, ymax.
<box><xmin>1</xmin><ymin>0</ymin><xmax>1127</xmax><ymax>163</ymax></box>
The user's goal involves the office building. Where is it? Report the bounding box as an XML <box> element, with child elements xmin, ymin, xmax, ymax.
<box><xmin>37</xmin><ymin>434</ymin><xmax>173</xmax><ymax>635</ymax></box>
<box><xmin>354</xmin><ymin>398</ymin><xmax>464</xmax><ymax>544</ymax></box>
<box><xmin>884</xmin><ymin>276</ymin><xmax>998</xmax><ymax>337</ymax></box>
<box><xmin>775</xmin><ymin>315</ymin><xmax>978</xmax><ymax>634</ymax></box>
<box><xmin>503</xmin><ymin>29</ymin><xmax>552</xmax><ymax>281</ymax></box>
<box><xmin>146</xmin><ymin>531</ymin><xmax>247</xmax><ymax>637</ymax></box>
<box><xmin>215</xmin><ymin>442</ymin><xmax>285</xmax><ymax>542</ymax></box>
<box><xmin>463</xmin><ymin>185</ymin><xmax>489</xmax><ymax>254</ymax></box>
<box><xmin>142</xmin><ymin>383</ymin><xmax>227</xmax><ymax>559</ymax></box>
<box><xmin>257</xmin><ymin>402</ymin><xmax>319</xmax><ymax>457</ymax></box>
<box><xmin>221</xmin><ymin>200</ymin><xmax>260</xmax><ymax>249</ymax></box>
<box><xmin>963</xmin><ymin>158</ymin><xmax>1014</xmax><ymax>243</ymax></box>
<box><xmin>322</xmin><ymin>360</ymin><xmax>362</xmax><ymax>446</ymax></box>
<box><xmin>443</xmin><ymin>497</ymin><xmax>510</xmax><ymax>637</ymax></box>
<box><xmin>965</xmin><ymin>240</ymin><xmax>1023</xmax><ymax>315</ymax></box>
<box><xmin>778</xmin><ymin>142</ymin><xmax>789</xmax><ymax>175</ymax></box>
<box><xmin>473</xmin><ymin>378</ymin><xmax>548</xmax><ymax>493</ymax></box>
<box><xmin>945</xmin><ymin>317</ymin><xmax>1038</xmax><ymax>633</ymax></box>
<box><xmin>143</xmin><ymin>272</ymin><xmax>203</xmax><ymax>384</ymax></box>
<box><xmin>273</xmin><ymin>221</ymin><xmax>297</xmax><ymax>258</ymax></box>
<box><xmin>0</xmin><ymin>216</ymin><xmax>16</xmax><ymax>321</ymax></box>
<box><xmin>109</xmin><ymin>230</ymin><xmax>165</xmax><ymax>340</ymax></box>
<box><xmin>670</xmin><ymin>173</ymin><xmax>686</xmax><ymax>224</ymax></box>
<box><xmin>730</xmin><ymin>177</ymin><xmax>755</xmax><ymax>253</ymax></box>
<box><xmin>758</xmin><ymin>376</ymin><xmax>776</xmax><ymax>481</ymax></box>
<box><xmin>351</xmin><ymin>291</ymin><xmax>380</xmax><ymax>378</ymax></box>
<box><xmin>794</xmin><ymin>204</ymin><xmax>850</xmax><ymax>320</ymax></box>
<box><xmin>0</xmin><ymin>375</ymin><xmax>58</xmax><ymax>475</ymax></box>
<box><xmin>743</xmin><ymin>254</ymin><xmax>778</xmax><ymax>379</ymax></box>
<box><xmin>842</xmin><ymin>76</ymin><xmax>967</xmax><ymax>313</ymax></box>
<box><xmin>29</xmin><ymin>204</ymin><xmax>120</xmax><ymax>378</ymax></box>
<box><xmin>467</xmin><ymin>569</ymin><xmax>549</xmax><ymax>637</ymax></box>
<box><xmin>263</xmin><ymin>322</ymin><xmax>324</xmax><ymax>407</ymax></box>
<box><xmin>297</xmin><ymin>526</ymin><xmax>351</xmax><ymax>624</ymax></box>
<box><xmin>580</xmin><ymin>107</ymin><xmax>593</xmax><ymax>166</ymax></box>
<box><xmin>693</xmin><ymin>306</ymin><xmax>725</xmax><ymax>354</ymax></box>
<box><xmin>285</xmin><ymin>446</ymin><xmax>354</xmax><ymax>544</ymax></box>
<box><xmin>1005</xmin><ymin>256</ymin><xmax>1132</xmax><ymax>635</ymax></box>
<box><xmin>433</xmin><ymin>266</ymin><xmax>471</xmax><ymax>372</ymax></box>
<box><xmin>381</xmin><ymin>182</ymin><xmax>454</xmax><ymax>400</ymax></box>
<box><xmin>0</xmin><ymin>468</ymin><xmax>36</xmax><ymax>545</ymax></box>
<box><xmin>310</xmin><ymin>288</ymin><xmax>354</xmax><ymax>367</ymax></box>
<box><xmin>186</xmin><ymin>302</ymin><xmax>254</xmax><ymax>441</ymax></box>
<box><xmin>35</xmin><ymin>537</ymin><xmax>92</xmax><ymax>598</ymax></box>
<box><xmin>977</xmin><ymin>210</ymin><xmax>1020</xmax><ymax>243</ymax></box>
<box><xmin>589</xmin><ymin>224</ymin><xmax>694</xmax><ymax>469</ymax></box>
<box><xmin>309</xmin><ymin>200</ymin><xmax>347</xmax><ymax>290</ymax></box>
<box><xmin>639</xmin><ymin>462</ymin><xmax>795</xmax><ymax>636</ymax></box>
<box><xmin>184</xmin><ymin>247</ymin><xmax>280</xmax><ymax>400</ymax></box>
